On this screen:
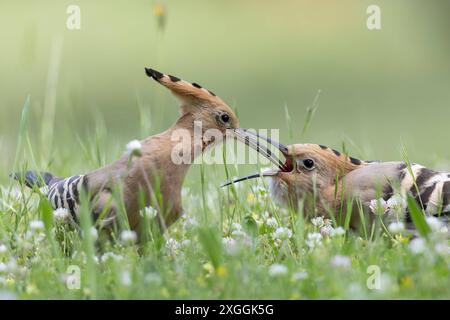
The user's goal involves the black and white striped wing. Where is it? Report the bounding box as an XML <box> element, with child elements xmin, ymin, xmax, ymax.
<box><xmin>47</xmin><ymin>175</ymin><xmax>86</xmax><ymax>219</ymax></box>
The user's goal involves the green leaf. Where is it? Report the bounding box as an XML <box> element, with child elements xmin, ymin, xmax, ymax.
<box><xmin>198</xmin><ymin>227</ymin><xmax>222</xmax><ymax>269</ymax></box>
<box><xmin>407</xmin><ymin>194</ymin><xmax>430</xmax><ymax>237</ymax></box>
<box><xmin>243</xmin><ymin>215</ymin><xmax>258</xmax><ymax>237</ymax></box>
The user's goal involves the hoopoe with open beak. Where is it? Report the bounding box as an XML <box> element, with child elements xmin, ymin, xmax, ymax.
<box><xmin>13</xmin><ymin>68</ymin><xmax>241</xmax><ymax>235</ymax></box>
<box><xmin>224</xmin><ymin>132</ymin><xmax>450</xmax><ymax>229</ymax></box>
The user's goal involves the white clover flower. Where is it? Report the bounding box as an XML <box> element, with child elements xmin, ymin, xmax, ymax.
<box><xmin>29</xmin><ymin>220</ymin><xmax>44</xmax><ymax>232</ymax></box>
<box><xmin>231</xmin><ymin>222</ymin><xmax>242</xmax><ymax>231</ymax></box>
<box><xmin>120</xmin><ymin>270</ymin><xmax>132</xmax><ymax>286</ymax></box>
<box><xmin>222</xmin><ymin>236</ymin><xmax>239</xmax><ymax>255</ymax></box>
<box><xmin>0</xmin><ymin>244</ymin><xmax>7</xmax><ymax>255</ymax></box>
<box><xmin>426</xmin><ymin>216</ymin><xmax>442</xmax><ymax>232</ymax></box>
<box><xmin>320</xmin><ymin>225</ymin><xmax>334</xmax><ymax>237</ymax></box>
<box><xmin>182</xmin><ymin>216</ymin><xmax>198</xmax><ymax>229</ymax></box>
<box><xmin>120</xmin><ymin>230</ymin><xmax>137</xmax><ymax>245</ymax></box>
<box><xmin>140</xmin><ymin>206</ymin><xmax>157</xmax><ymax>219</ymax></box>
<box><xmin>330</xmin><ymin>255</ymin><xmax>351</xmax><ymax>269</ymax></box>
<box><xmin>255</xmin><ymin>185</ymin><xmax>268</xmax><ymax>198</ymax></box>
<box><xmin>388</xmin><ymin>221</ymin><xmax>405</xmax><ymax>234</ymax></box>
<box><xmin>6</xmin><ymin>259</ymin><xmax>17</xmax><ymax>273</ymax></box>
<box><xmin>165</xmin><ymin>238</ymin><xmax>180</xmax><ymax>253</ymax></box>
<box><xmin>272</xmin><ymin>227</ymin><xmax>293</xmax><ymax>240</ymax></box>
<box><xmin>292</xmin><ymin>271</ymin><xmax>308</xmax><ymax>281</ymax></box>
<box><xmin>265</xmin><ymin>217</ymin><xmax>278</xmax><ymax>229</ymax></box>
<box><xmin>39</xmin><ymin>186</ymin><xmax>49</xmax><ymax>194</ymax></box>
<box><xmin>0</xmin><ymin>263</ymin><xmax>7</xmax><ymax>273</ymax></box>
<box><xmin>409</xmin><ymin>237</ymin><xmax>426</xmax><ymax>254</ymax></box>
<box><xmin>369</xmin><ymin>198</ymin><xmax>388</xmax><ymax>215</ymax></box>
<box><xmin>306</xmin><ymin>232</ymin><xmax>322</xmax><ymax>249</ymax></box>
<box><xmin>438</xmin><ymin>226</ymin><xmax>448</xmax><ymax>234</ymax></box>
<box><xmin>90</xmin><ymin>227</ymin><xmax>98</xmax><ymax>241</ymax></box>
<box><xmin>101</xmin><ymin>252</ymin><xmax>123</xmax><ymax>263</ymax></box>
<box><xmin>125</xmin><ymin>139</ymin><xmax>142</xmax><ymax>157</ymax></box>
<box><xmin>268</xmin><ymin>263</ymin><xmax>288</xmax><ymax>277</ymax></box>
<box><xmin>330</xmin><ymin>226</ymin><xmax>346</xmax><ymax>237</ymax></box>
<box><xmin>434</xmin><ymin>242</ymin><xmax>450</xmax><ymax>255</ymax></box>
<box><xmin>387</xmin><ymin>194</ymin><xmax>407</xmax><ymax>211</ymax></box>
<box><xmin>181</xmin><ymin>239</ymin><xmax>191</xmax><ymax>247</ymax></box>
<box><xmin>311</xmin><ymin>217</ymin><xmax>324</xmax><ymax>227</ymax></box>
<box><xmin>53</xmin><ymin>208</ymin><xmax>70</xmax><ymax>222</ymax></box>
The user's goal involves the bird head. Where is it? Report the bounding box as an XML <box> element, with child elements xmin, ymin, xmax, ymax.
<box><xmin>145</xmin><ymin>68</ymin><xmax>239</xmax><ymax>145</ymax></box>
<box><xmin>222</xmin><ymin>135</ymin><xmax>367</xmax><ymax>208</ymax></box>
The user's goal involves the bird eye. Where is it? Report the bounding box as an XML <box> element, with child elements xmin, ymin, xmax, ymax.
<box><xmin>302</xmin><ymin>159</ymin><xmax>315</xmax><ymax>170</ymax></box>
<box><xmin>221</xmin><ymin>113</ymin><xmax>230</xmax><ymax>123</ymax></box>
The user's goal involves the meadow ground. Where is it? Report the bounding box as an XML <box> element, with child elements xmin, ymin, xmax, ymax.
<box><xmin>1</xmin><ymin>1</ymin><xmax>450</xmax><ymax>299</ymax></box>
<box><xmin>0</xmin><ymin>98</ymin><xmax>449</xmax><ymax>300</ymax></box>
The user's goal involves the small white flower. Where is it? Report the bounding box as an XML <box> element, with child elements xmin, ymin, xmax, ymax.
<box><xmin>369</xmin><ymin>198</ymin><xmax>388</xmax><ymax>214</ymax></box>
<box><xmin>181</xmin><ymin>239</ymin><xmax>191</xmax><ymax>247</ymax></box>
<box><xmin>90</xmin><ymin>227</ymin><xmax>98</xmax><ymax>241</ymax></box>
<box><xmin>120</xmin><ymin>230</ymin><xmax>137</xmax><ymax>245</ymax></box>
<box><xmin>387</xmin><ymin>194</ymin><xmax>407</xmax><ymax>211</ymax></box>
<box><xmin>409</xmin><ymin>237</ymin><xmax>426</xmax><ymax>254</ymax></box>
<box><xmin>182</xmin><ymin>216</ymin><xmax>198</xmax><ymax>228</ymax></box>
<box><xmin>231</xmin><ymin>222</ymin><xmax>242</xmax><ymax>231</ymax></box>
<box><xmin>330</xmin><ymin>255</ymin><xmax>351</xmax><ymax>269</ymax></box>
<box><xmin>320</xmin><ymin>225</ymin><xmax>334</xmax><ymax>237</ymax></box>
<box><xmin>6</xmin><ymin>259</ymin><xmax>17</xmax><ymax>273</ymax></box>
<box><xmin>0</xmin><ymin>263</ymin><xmax>7</xmax><ymax>273</ymax></box>
<box><xmin>434</xmin><ymin>242</ymin><xmax>450</xmax><ymax>255</ymax></box>
<box><xmin>268</xmin><ymin>263</ymin><xmax>288</xmax><ymax>277</ymax></box>
<box><xmin>101</xmin><ymin>252</ymin><xmax>123</xmax><ymax>263</ymax></box>
<box><xmin>222</xmin><ymin>237</ymin><xmax>239</xmax><ymax>255</ymax></box>
<box><xmin>125</xmin><ymin>140</ymin><xmax>142</xmax><ymax>157</ymax></box>
<box><xmin>311</xmin><ymin>217</ymin><xmax>324</xmax><ymax>227</ymax></box>
<box><xmin>292</xmin><ymin>271</ymin><xmax>308</xmax><ymax>281</ymax></box>
<box><xmin>330</xmin><ymin>226</ymin><xmax>346</xmax><ymax>237</ymax></box>
<box><xmin>0</xmin><ymin>244</ymin><xmax>7</xmax><ymax>255</ymax></box>
<box><xmin>272</xmin><ymin>227</ymin><xmax>293</xmax><ymax>240</ymax></box>
<box><xmin>120</xmin><ymin>270</ymin><xmax>132</xmax><ymax>286</ymax></box>
<box><xmin>29</xmin><ymin>220</ymin><xmax>44</xmax><ymax>232</ymax></box>
<box><xmin>265</xmin><ymin>217</ymin><xmax>278</xmax><ymax>228</ymax></box>
<box><xmin>53</xmin><ymin>208</ymin><xmax>70</xmax><ymax>222</ymax></box>
<box><xmin>306</xmin><ymin>232</ymin><xmax>322</xmax><ymax>249</ymax></box>
<box><xmin>39</xmin><ymin>186</ymin><xmax>49</xmax><ymax>194</ymax></box>
<box><xmin>438</xmin><ymin>226</ymin><xmax>448</xmax><ymax>234</ymax></box>
<box><xmin>388</xmin><ymin>221</ymin><xmax>405</xmax><ymax>234</ymax></box>
<box><xmin>426</xmin><ymin>216</ymin><xmax>442</xmax><ymax>232</ymax></box>
<box><xmin>165</xmin><ymin>238</ymin><xmax>180</xmax><ymax>252</ymax></box>
<box><xmin>140</xmin><ymin>206</ymin><xmax>157</xmax><ymax>219</ymax></box>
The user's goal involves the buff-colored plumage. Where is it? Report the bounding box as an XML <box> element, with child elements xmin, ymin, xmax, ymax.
<box><xmin>14</xmin><ymin>68</ymin><xmax>240</xmax><ymax>237</ymax></box>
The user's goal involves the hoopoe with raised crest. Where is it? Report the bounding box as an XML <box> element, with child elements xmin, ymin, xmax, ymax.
<box><xmin>13</xmin><ymin>68</ymin><xmax>243</xmax><ymax>235</ymax></box>
<box><xmin>224</xmin><ymin>132</ymin><xmax>450</xmax><ymax>229</ymax></box>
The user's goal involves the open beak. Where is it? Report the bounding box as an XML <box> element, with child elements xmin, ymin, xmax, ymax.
<box><xmin>222</xmin><ymin>128</ymin><xmax>294</xmax><ymax>187</ymax></box>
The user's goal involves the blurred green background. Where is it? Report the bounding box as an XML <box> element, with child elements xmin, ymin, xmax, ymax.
<box><xmin>1</xmin><ymin>0</ymin><xmax>450</xmax><ymax>184</ymax></box>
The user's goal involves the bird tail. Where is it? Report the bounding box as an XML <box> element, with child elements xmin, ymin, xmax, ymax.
<box><xmin>11</xmin><ymin>171</ymin><xmax>56</xmax><ymax>189</ymax></box>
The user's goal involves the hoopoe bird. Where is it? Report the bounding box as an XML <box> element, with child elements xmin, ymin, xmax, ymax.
<box><xmin>13</xmin><ymin>68</ymin><xmax>241</xmax><ymax>235</ymax></box>
<box><xmin>223</xmin><ymin>133</ymin><xmax>450</xmax><ymax>229</ymax></box>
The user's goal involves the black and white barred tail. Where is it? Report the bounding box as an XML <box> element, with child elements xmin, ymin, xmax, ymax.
<box><xmin>12</xmin><ymin>170</ymin><xmax>85</xmax><ymax>220</ymax></box>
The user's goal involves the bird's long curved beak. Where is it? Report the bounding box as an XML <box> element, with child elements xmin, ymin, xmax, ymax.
<box><xmin>222</xmin><ymin>128</ymin><xmax>293</xmax><ymax>187</ymax></box>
